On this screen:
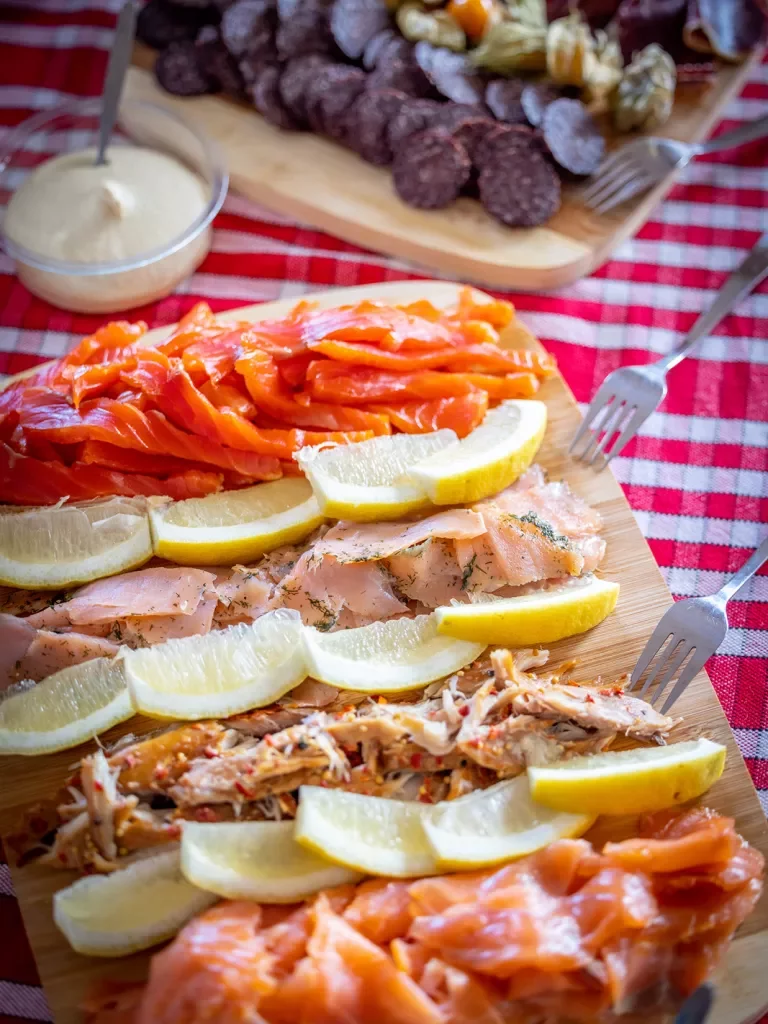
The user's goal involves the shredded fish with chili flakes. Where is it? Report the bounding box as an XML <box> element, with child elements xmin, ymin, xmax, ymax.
<box><xmin>0</xmin><ymin>290</ymin><xmax>555</xmax><ymax>505</ymax></box>
<box><xmin>10</xmin><ymin>650</ymin><xmax>674</xmax><ymax>875</ymax></box>
<box><xmin>82</xmin><ymin>808</ymin><xmax>763</xmax><ymax>1024</ymax></box>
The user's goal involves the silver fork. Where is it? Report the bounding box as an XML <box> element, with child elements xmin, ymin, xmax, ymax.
<box><xmin>583</xmin><ymin>114</ymin><xmax>768</xmax><ymax>214</ymax></box>
<box><xmin>630</xmin><ymin>536</ymin><xmax>768</xmax><ymax>715</ymax></box>
<box><xmin>569</xmin><ymin>231</ymin><xmax>768</xmax><ymax>468</ymax></box>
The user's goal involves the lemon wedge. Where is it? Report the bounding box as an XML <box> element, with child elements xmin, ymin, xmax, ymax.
<box><xmin>0</xmin><ymin>497</ymin><xmax>152</xmax><ymax>589</ymax></box>
<box><xmin>528</xmin><ymin>739</ymin><xmax>727</xmax><ymax>816</ymax></box>
<box><xmin>0</xmin><ymin>658</ymin><xmax>133</xmax><ymax>755</ymax></box>
<box><xmin>423</xmin><ymin>776</ymin><xmax>594</xmax><ymax>869</ymax></box>
<box><xmin>295</xmin><ymin>430</ymin><xmax>458</xmax><ymax>521</ymax></box>
<box><xmin>53</xmin><ymin>849</ymin><xmax>216</xmax><ymax>957</ymax></box>
<box><xmin>435</xmin><ymin>576</ymin><xmax>619</xmax><ymax>646</ymax></box>
<box><xmin>124</xmin><ymin>609</ymin><xmax>307</xmax><ymax>720</ymax></box>
<box><xmin>407</xmin><ymin>399</ymin><xmax>547</xmax><ymax>506</ymax></box>
<box><xmin>181</xmin><ymin>820</ymin><xmax>361</xmax><ymax>902</ymax></box>
<box><xmin>149</xmin><ymin>478</ymin><xmax>323</xmax><ymax>566</ymax></box>
<box><xmin>302</xmin><ymin>613</ymin><xmax>485</xmax><ymax>693</ymax></box>
<box><xmin>295</xmin><ymin>786</ymin><xmax>438</xmax><ymax>878</ymax></box>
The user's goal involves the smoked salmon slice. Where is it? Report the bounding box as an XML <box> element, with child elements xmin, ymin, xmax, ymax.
<box><xmin>373</xmin><ymin>392</ymin><xmax>488</xmax><ymax>436</ymax></box>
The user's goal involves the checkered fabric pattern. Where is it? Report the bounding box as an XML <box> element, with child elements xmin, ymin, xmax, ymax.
<box><xmin>0</xmin><ymin>1</ymin><xmax>767</xmax><ymax>1020</ymax></box>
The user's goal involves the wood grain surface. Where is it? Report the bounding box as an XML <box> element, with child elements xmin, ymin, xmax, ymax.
<box><xmin>123</xmin><ymin>51</ymin><xmax>762</xmax><ymax>291</ymax></box>
<box><xmin>0</xmin><ymin>281</ymin><xmax>766</xmax><ymax>1024</ymax></box>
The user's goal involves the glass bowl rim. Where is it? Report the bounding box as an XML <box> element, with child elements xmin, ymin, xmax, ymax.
<box><xmin>0</xmin><ymin>97</ymin><xmax>229</xmax><ymax>277</ymax></box>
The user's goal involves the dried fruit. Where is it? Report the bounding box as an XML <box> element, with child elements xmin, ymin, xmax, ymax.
<box><xmin>446</xmin><ymin>0</ymin><xmax>496</xmax><ymax>41</ymax></box>
<box><xmin>470</xmin><ymin>20</ymin><xmax>547</xmax><ymax>73</ymax></box>
<box><xmin>613</xmin><ymin>42</ymin><xmax>676</xmax><ymax>132</ymax></box>
<box><xmin>396</xmin><ymin>2</ymin><xmax>467</xmax><ymax>51</ymax></box>
<box><xmin>583</xmin><ymin>28</ymin><xmax>623</xmax><ymax>105</ymax></box>
<box><xmin>546</xmin><ymin>10</ymin><xmax>596</xmax><ymax>88</ymax></box>
<box><xmin>505</xmin><ymin>0</ymin><xmax>547</xmax><ymax>28</ymax></box>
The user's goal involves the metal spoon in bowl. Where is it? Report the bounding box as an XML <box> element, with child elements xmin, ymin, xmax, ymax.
<box><xmin>95</xmin><ymin>1</ymin><xmax>137</xmax><ymax>166</ymax></box>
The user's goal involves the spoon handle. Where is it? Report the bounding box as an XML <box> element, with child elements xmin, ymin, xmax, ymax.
<box><xmin>95</xmin><ymin>1</ymin><xmax>137</xmax><ymax>166</ymax></box>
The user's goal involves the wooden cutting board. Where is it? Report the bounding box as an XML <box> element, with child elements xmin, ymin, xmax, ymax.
<box><xmin>124</xmin><ymin>48</ymin><xmax>762</xmax><ymax>291</ymax></box>
<box><xmin>0</xmin><ymin>280</ymin><xmax>767</xmax><ymax>1024</ymax></box>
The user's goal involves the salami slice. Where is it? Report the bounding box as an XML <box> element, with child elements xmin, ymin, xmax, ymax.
<box><xmin>196</xmin><ymin>26</ymin><xmax>245</xmax><ymax>95</ymax></box>
<box><xmin>386</xmin><ymin>97</ymin><xmax>441</xmax><ymax>153</ymax></box>
<box><xmin>485</xmin><ymin>79</ymin><xmax>527</xmax><ymax>125</ymax></box>
<box><xmin>474</xmin><ymin>124</ymin><xmax>538</xmax><ymax>170</ymax></box>
<box><xmin>137</xmin><ymin>0</ymin><xmax>211</xmax><ymax>49</ymax></box>
<box><xmin>154</xmin><ymin>40</ymin><xmax>215</xmax><ymax>96</ymax></box>
<box><xmin>414</xmin><ymin>43</ymin><xmax>485</xmax><ymax>106</ymax></box>
<box><xmin>316</xmin><ymin>68</ymin><xmax>368</xmax><ymax>140</ymax></box>
<box><xmin>249</xmin><ymin>63</ymin><xmax>300</xmax><ymax>130</ymax></box>
<box><xmin>478</xmin><ymin>147</ymin><xmax>561</xmax><ymax>227</ymax></box>
<box><xmin>520</xmin><ymin>82</ymin><xmax>561</xmax><ymax>127</ymax></box>
<box><xmin>367</xmin><ymin>57</ymin><xmax>432</xmax><ymax>98</ymax></box>
<box><xmin>221</xmin><ymin>0</ymin><xmax>274</xmax><ymax>59</ymax></box>
<box><xmin>348</xmin><ymin>88</ymin><xmax>409</xmax><ymax>164</ymax></box>
<box><xmin>278</xmin><ymin>54</ymin><xmax>329</xmax><ymax>124</ymax></box>
<box><xmin>451</xmin><ymin>116</ymin><xmax>497</xmax><ymax>164</ymax></box>
<box><xmin>392</xmin><ymin>129</ymin><xmax>471</xmax><ymax>210</ymax></box>
<box><xmin>542</xmin><ymin>98</ymin><xmax>605</xmax><ymax>175</ymax></box>
<box><xmin>276</xmin><ymin>7</ymin><xmax>333</xmax><ymax>60</ymax></box>
<box><xmin>362</xmin><ymin>28</ymin><xmax>397</xmax><ymax>69</ymax></box>
<box><xmin>304</xmin><ymin>63</ymin><xmax>364</xmax><ymax>134</ymax></box>
<box><xmin>330</xmin><ymin>0</ymin><xmax>391</xmax><ymax>60</ymax></box>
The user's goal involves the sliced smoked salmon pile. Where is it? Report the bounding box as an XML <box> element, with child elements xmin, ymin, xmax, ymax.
<box><xmin>84</xmin><ymin>809</ymin><xmax>762</xmax><ymax>1024</ymax></box>
<box><xmin>0</xmin><ymin>291</ymin><xmax>555</xmax><ymax>505</ymax></box>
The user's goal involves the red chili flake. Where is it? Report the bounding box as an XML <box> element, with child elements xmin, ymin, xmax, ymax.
<box><xmin>435</xmin><ymin>756</ymin><xmax>443</xmax><ymax>767</ymax></box>
<box><xmin>93</xmin><ymin>780</ymin><xmax>104</xmax><ymax>792</ymax></box>
<box><xmin>458</xmin><ymin>705</ymin><xmax>470</xmax><ymax>717</ymax></box>
<box><xmin>488</xmin><ymin>688</ymin><xmax>497</xmax><ymax>696</ymax></box>
<box><xmin>154</xmin><ymin>764</ymin><xmax>169</xmax><ymax>781</ymax></box>
<box><xmin>58</xmin><ymin>852</ymin><xmax>68</xmax><ymax>864</ymax></box>
<box><xmin>598</xmin><ymin>687</ymin><xmax>623</xmax><ymax>697</ymax></box>
<box><xmin>167</xmin><ymin>824</ymin><xmax>182</xmax><ymax>839</ymax></box>
<box><xmin>244</xmin><ymin>765</ymin><xmax>254</xmax><ymax>775</ymax></box>
<box><xmin>234</xmin><ymin>780</ymin><xmax>251</xmax><ymax>798</ymax></box>
<box><xmin>418</xmin><ymin>793</ymin><xmax>434</xmax><ymax>804</ymax></box>
<box><xmin>264</xmin><ymin>734</ymin><xmax>274</xmax><ymax>746</ymax></box>
<box><xmin>410</xmin><ymin>752</ymin><xmax>422</xmax><ymax>769</ymax></box>
<box><xmin>585</xmin><ymin>693</ymin><xmax>595</xmax><ymax>703</ymax></box>
<box><xmin>123</xmin><ymin>754</ymin><xmax>137</xmax><ymax>769</ymax></box>
<box><xmin>203</xmin><ymin>745</ymin><xmax>218</xmax><ymax>759</ymax></box>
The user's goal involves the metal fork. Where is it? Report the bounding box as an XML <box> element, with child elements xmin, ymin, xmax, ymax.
<box><xmin>569</xmin><ymin>231</ymin><xmax>768</xmax><ymax>468</ymax></box>
<box><xmin>583</xmin><ymin>114</ymin><xmax>768</xmax><ymax>214</ymax></box>
<box><xmin>675</xmin><ymin>984</ymin><xmax>714</xmax><ymax>1024</ymax></box>
<box><xmin>630</xmin><ymin>535</ymin><xmax>768</xmax><ymax>715</ymax></box>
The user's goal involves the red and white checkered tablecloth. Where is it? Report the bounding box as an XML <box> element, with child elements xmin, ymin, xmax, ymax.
<box><xmin>1</xmin><ymin>1</ymin><xmax>767</xmax><ymax>1020</ymax></box>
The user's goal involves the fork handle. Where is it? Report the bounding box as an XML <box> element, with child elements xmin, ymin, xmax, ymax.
<box><xmin>656</xmin><ymin>231</ymin><xmax>768</xmax><ymax>372</ymax></box>
<box><xmin>693</xmin><ymin>113</ymin><xmax>768</xmax><ymax>156</ymax></box>
<box><xmin>716</xmin><ymin>535</ymin><xmax>768</xmax><ymax>603</ymax></box>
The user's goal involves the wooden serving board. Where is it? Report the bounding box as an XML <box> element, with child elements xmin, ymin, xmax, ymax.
<box><xmin>124</xmin><ymin>49</ymin><xmax>762</xmax><ymax>291</ymax></box>
<box><xmin>0</xmin><ymin>281</ymin><xmax>767</xmax><ymax>1024</ymax></box>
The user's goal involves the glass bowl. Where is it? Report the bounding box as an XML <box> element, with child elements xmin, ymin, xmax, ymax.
<box><xmin>0</xmin><ymin>97</ymin><xmax>228</xmax><ymax>314</ymax></box>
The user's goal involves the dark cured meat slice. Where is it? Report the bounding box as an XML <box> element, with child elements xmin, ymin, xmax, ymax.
<box><xmin>542</xmin><ymin>98</ymin><xmax>604</xmax><ymax>176</ymax></box>
<box><xmin>684</xmin><ymin>0</ymin><xmax>766</xmax><ymax>62</ymax></box>
<box><xmin>363</xmin><ymin>28</ymin><xmax>398</xmax><ymax>69</ymax></box>
<box><xmin>278</xmin><ymin>55</ymin><xmax>329</xmax><ymax>124</ymax></box>
<box><xmin>137</xmin><ymin>0</ymin><xmax>212</xmax><ymax>48</ymax></box>
<box><xmin>276</xmin><ymin>7</ymin><xmax>333</xmax><ymax>60</ymax></box>
<box><xmin>479</xmin><ymin>147</ymin><xmax>561</xmax><ymax>227</ymax></box>
<box><xmin>367</xmin><ymin>58</ymin><xmax>432</xmax><ymax>98</ymax></box>
<box><xmin>485</xmin><ymin>79</ymin><xmax>527</xmax><ymax>125</ymax></box>
<box><xmin>520</xmin><ymin>82</ymin><xmax>561</xmax><ymax>127</ymax></box>
<box><xmin>330</xmin><ymin>0</ymin><xmax>391</xmax><ymax>60</ymax></box>
<box><xmin>304</xmin><ymin>64</ymin><xmax>364</xmax><ymax>134</ymax></box>
<box><xmin>386</xmin><ymin>98</ymin><xmax>441</xmax><ymax>153</ymax></box>
<box><xmin>617</xmin><ymin>0</ymin><xmax>689</xmax><ymax>62</ymax></box>
<box><xmin>316</xmin><ymin>68</ymin><xmax>368</xmax><ymax>140</ymax></box>
<box><xmin>414</xmin><ymin>43</ymin><xmax>485</xmax><ymax>106</ymax></box>
<box><xmin>221</xmin><ymin>0</ymin><xmax>274</xmax><ymax>59</ymax></box>
<box><xmin>276</xmin><ymin>0</ymin><xmax>302</xmax><ymax>16</ymax></box>
<box><xmin>392</xmin><ymin>129</ymin><xmax>471</xmax><ymax>210</ymax></box>
<box><xmin>196</xmin><ymin>26</ymin><xmax>245</xmax><ymax>95</ymax></box>
<box><xmin>249</xmin><ymin>63</ymin><xmax>299</xmax><ymax>129</ymax></box>
<box><xmin>154</xmin><ymin>41</ymin><xmax>215</xmax><ymax>96</ymax></box>
<box><xmin>431</xmin><ymin>103</ymin><xmax>484</xmax><ymax>131</ymax></box>
<box><xmin>348</xmin><ymin>89</ymin><xmax>408</xmax><ymax>164</ymax></box>
<box><xmin>451</xmin><ymin>117</ymin><xmax>497</xmax><ymax>163</ymax></box>
<box><xmin>474</xmin><ymin>124</ymin><xmax>538</xmax><ymax>170</ymax></box>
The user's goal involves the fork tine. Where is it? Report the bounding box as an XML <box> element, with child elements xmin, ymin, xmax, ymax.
<box><xmin>594</xmin><ymin>174</ymin><xmax>655</xmax><ymax>216</ymax></box>
<box><xmin>586</xmin><ymin>400</ymin><xmax>628</xmax><ymax>468</ymax></box>
<box><xmin>582</xmin><ymin>160</ymin><xmax>638</xmax><ymax>209</ymax></box>
<box><xmin>660</xmin><ymin>649</ymin><xmax>709</xmax><ymax>715</ymax></box>
<box><xmin>650</xmin><ymin>642</ymin><xmax>694</xmax><ymax>708</ymax></box>
<box><xmin>582</xmin><ymin>149</ymin><xmax>636</xmax><ymax>196</ymax></box>
<box><xmin>604</xmin><ymin>404</ymin><xmax>643</xmax><ymax>465</ymax></box>
<box><xmin>630</xmin><ymin>621</ymin><xmax>675</xmax><ymax>689</ymax></box>
<box><xmin>573</xmin><ymin>398</ymin><xmax>617</xmax><ymax>462</ymax></box>
<box><xmin>636</xmin><ymin>633</ymin><xmax>681</xmax><ymax>700</ymax></box>
<box><xmin>569</xmin><ymin>388</ymin><xmax>614</xmax><ymax>457</ymax></box>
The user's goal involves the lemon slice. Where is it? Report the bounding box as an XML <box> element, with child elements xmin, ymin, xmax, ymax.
<box><xmin>124</xmin><ymin>609</ymin><xmax>307</xmax><ymax>720</ymax></box>
<box><xmin>0</xmin><ymin>497</ymin><xmax>152</xmax><ymax>589</ymax></box>
<box><xmin>528</xmin><ymin>739</ymin><xmax>727</xmax><ymax>816</ymax></box>
<box><xmin>53</xmin><ymin>849</ymin><xmax>216</xmax><ymax>957</ymax></box>
<box><xmin>435</xmin><ymin>576</ymin><xmax>619</xmax><ymax>646</ymax></box>
<box><xmin>0</xmin><ymin>658</ymin><xmax>133</xmax><ymax>755</ymax></box>
<box><xmin>423</xmin><ymin>776</ymin><xmax>594</xmax><ymax>869</ymax></box>
<box><xmin>407</xmin><ymin>400</ymin><xmax>547</xmax><ymax>505</ymax></box>
<box><xmin>302</xmin><ymin>613</ymin><xmax>485</xmax><ymax>693</ymax></box>
<box><xmin>296</xmin><ymin>431</ymin><xmax>458</xmax><ymax>521</ymax></box>
<box><xmin>149</xmin><ymin>478</ymin><xmax>323</xmax><ymax>566</ymax></box>
<box><xmin>181</xmin><ymin>820</ymin><xmax>361</xmax><ymax>902</ymax></box>
<box><xmin>295</xmin><ymin>786</ymin><xmax>438</xmax><ymax>878</ymax></box>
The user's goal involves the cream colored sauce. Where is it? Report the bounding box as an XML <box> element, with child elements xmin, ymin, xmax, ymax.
<box><xmin>5</xmin><ymin>145</ymin><xmax>208</xmax><ymax>265</ymax></box>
